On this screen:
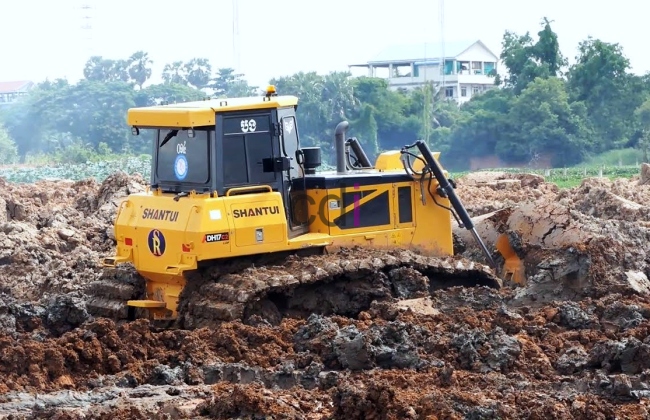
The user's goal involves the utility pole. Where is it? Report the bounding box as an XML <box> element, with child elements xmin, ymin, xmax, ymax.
<box><xmin>80</xmin><ymin>2</ymin><xmax>94</xmax><ymax>56</ymax></box>
<box><xmin>232</xmin><ymin>0</ymin><xmax>241</xmax><ymax>72</ymax></box>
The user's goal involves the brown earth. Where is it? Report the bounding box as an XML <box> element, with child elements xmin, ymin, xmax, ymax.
<box><xmin>1</xmin><ymin>169</ymin><xmax>650</xmax><ymax>419</ymax></box>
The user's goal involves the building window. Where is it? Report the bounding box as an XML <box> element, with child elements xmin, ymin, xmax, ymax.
<box><xmin>472</xmin><ymin>86</ymin><xmax>480</xmax><ymax>95</ymax></box>
<box><xmin>472</xmin><ymin>61</ymin><xmax>482</xmax><ymax>74</ymax></box>
<box><xmin>484</xmin><ymin>62</ymin><xmax>496</xmax><ymax>76</ymax></box>
<box><xmin>461</xmin><ymin>87</ymin><xmax>467</xmax><ymax>97</ymax></box>
<box><xmin>445</xmin><ymin>87</ymin><xmax>453</xmax><ymax>98</ymax></box>
<box><xmin>444</xmin><ymin>60</ymin><xmax>454</xmax><ymax>75</ymax></box>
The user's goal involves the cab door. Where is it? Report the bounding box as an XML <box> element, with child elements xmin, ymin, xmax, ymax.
<box><xmin>278</xmin><ymin>108</ymin><xmax>309</xmax><ymax>236</ymax></box>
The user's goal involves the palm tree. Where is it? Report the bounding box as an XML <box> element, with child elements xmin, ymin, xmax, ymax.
<box><xmin>128</xmin><ymin>51</ymin><xmax>153</xmax><ymax>90</ymax></box>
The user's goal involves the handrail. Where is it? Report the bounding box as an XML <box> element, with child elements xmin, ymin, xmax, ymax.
<box><xmin>183</xmin><ymin>205</ymin><xmax>200</xmax><ymax>250</ymax></box>
<box><xmin>225</xmin><ymin>185</ymin><xmax>273</xmax><ymax>196</ymax></box>
<box><xmin>115</xmin><ymin>200</ymin><xmax>129</xmax><ymax>221</ymax></box>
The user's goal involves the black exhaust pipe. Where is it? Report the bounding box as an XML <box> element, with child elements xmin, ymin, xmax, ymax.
<box><xmin>335</xmin><ymin>121</ymin><xmax>349</xmax><ymax>174</ymax></box>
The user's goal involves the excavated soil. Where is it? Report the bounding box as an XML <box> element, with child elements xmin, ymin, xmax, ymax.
<box><xmin>2</xmin><ymin>168</ymin><xmax>650</xmax><ymax>418</ymax></box>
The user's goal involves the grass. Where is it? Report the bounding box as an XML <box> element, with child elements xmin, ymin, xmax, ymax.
<box><xmin>580</xmin><ymin>148</ymin><xmax>644</xmax><ymax>167</ymax></box>
<box><xmin>0</xmin><ymin>149</ymin><xmax>643</xmax><ymax>189</ymax></box>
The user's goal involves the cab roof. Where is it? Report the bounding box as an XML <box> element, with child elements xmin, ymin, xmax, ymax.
<box><xmin>127</xmin><ymin>94</ymin><xmax>299</xmax><ymax>128</ymax></box>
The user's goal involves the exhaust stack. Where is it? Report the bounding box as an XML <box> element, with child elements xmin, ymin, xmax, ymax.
<box><xmin>335</xmin><ymin>121</ymin><xmax>349</xmax><ymax>174</ymax></box>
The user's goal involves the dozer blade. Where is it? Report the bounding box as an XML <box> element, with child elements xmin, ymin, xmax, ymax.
<box><xmin>496</xmin><ymin>233</ymin><xmax>526</xmax><ymax>285</ymax></box>
<box><xmin>453</xmin><ymin>207</ymin><xmax>527</xmax><ymax>286</ymax></box>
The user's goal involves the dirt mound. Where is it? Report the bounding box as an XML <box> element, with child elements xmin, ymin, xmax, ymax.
<box><xmin>1</xmin><ymin>168</ymin><xmax>650</xmax><ymax>417</ymax></box>
<box><xmin>455</xmin><ymin>171</ymin><xmax>558</xmax><ymax>216</ymax></box>
<box><xmin>0</xmin><ymin>172</ymin><xmax>146</xmax><ymax>302</ymax></box>
<box><xmin>455</xmin><ymin>171</ymin><xmax>650</xmax><ymax>306</ymax></box>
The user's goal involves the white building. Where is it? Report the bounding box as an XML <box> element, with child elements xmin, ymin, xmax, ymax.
<box><xmin>348</xmin><ymin>40</ymin><xmax>499</xmax><ymax>105</ymax></box>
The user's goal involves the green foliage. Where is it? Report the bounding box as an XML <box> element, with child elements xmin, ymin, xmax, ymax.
<box><xmin>0</xmin><ymin>55</ymin><xmax>259</xmax><ymax>162</ymax></box>
<box><xmin>499</xmin><ymin>18</ymin><xmax>567</xmax><ymax>94</ymax></box>
<box><xmin>211</xmin><ymin>68</ymin><xmax>259</xmax><ymax>97</ymax></box>
<box><xmin>548</xmin><ymin>165</ymin><xmax>639</xmax><ymax>188</ymax></box>
<box><xmin>507</xmin><ymin>77</ymin><xmax>591</xmax><ymax>166</ymax></box>
<box><xmin>444</xmin><ymin>88</ymin><xmax>514</xmax><ymax>168</ymax></box>
<box><xmin>567</xmin><ymin>37</ymin><xmax>647</xmax><ymax>151</ymax></box>
<box><xmin>0</xmin><ymin>124</ymin><xmax>19</xmax><ymax>165</ymax></box>
<box><xmin>3</xmin><ymin>18</ymin><xmax>650</xmax><ymax>182</ymax></box>
<box><xmin>581</xmin><ymin>148</ymin><xmax>644</xmax><ymax>166</ymax></box>
<box><xmin>0</xmin><ymin>156</ymin><xmax>151</xmax><ymax>183</ymax></box>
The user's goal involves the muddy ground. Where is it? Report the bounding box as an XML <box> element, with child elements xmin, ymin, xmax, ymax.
<box><xmin>2</xmin><ymin>169</ymin><xmax>650</xmax><ymax>419</ymax></box>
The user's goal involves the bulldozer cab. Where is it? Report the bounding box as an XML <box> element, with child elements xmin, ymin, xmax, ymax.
<box><xmin>132</xmin><ymin>86</ymin><xmax>308</xmax><ymax>235</ymax></box>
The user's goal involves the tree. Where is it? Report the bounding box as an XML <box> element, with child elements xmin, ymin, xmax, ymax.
<box><xmin>634</xmin><ymin>98</ymin><xmax>650</xmax><ymax>161</ymax></box>
<box><xmin>506</xmin><ymin>77</ymin><xmax>590</xmax><ymax>166</ymax></box>
<box><xmin>184</xmin><ymin>58</ymin><xmax>212</xmax><ymax>90</ymax></box>
<box><xmin>499</xmin><ymin>18</ymin><xmax>565</xmax><ymax>93</ymax></box>
<box><xmin>349</xmin><ymin>103</ymin><xmax>379</xmax><ymax>159</ymax></box>
<box><xmin>270</xmin><ymin>71</ymin><xmax>329</xmax><ymax>150</ymax></box>
<box><xmin>533</xmin><ymin>17</ymin><xmax>567</xmax><ymax>77</ymax></box>
<box><xmin>3</xmin><ymin>78</ymin><xmax>142</xmax><ymax>157</ymax></box>
<box><xmin>83</xmin><ymin>56</ymin><xmax>130</xmax><ymax>83</ymax></box>
<box><xmin>6</xmin><ymin>27</ymin><xmax>650</xmax><ymax>171</ymax></box>
<box><xmin>445</xmin><ymin>88</ymin><xmax>514</xmax><ymax>169</ymax></box>
<box><xmin>211</xmin><ymin>68</ymin><xmax>258</xmax><ymax>97</ymax></box>
<box><xmin>348</xmin><ymin>77</ymin><xmax>418</xmax><ymax>151</ymax></box>
<box><xmin>567</xmin><ymin>37</ymin><xmax>646</xmax><ymax>151</ymax></box>
<box><xmin>162</xmin><ymin>61</ymin><xmax>188</xmax><ymax>85</ymax></box>
<box><xmin>407</xmin><ymin>84</ymin><xmax>460</xmax><ymax>145</ymax></box>
<box><xmin>136</xmin><ymin>83</ymin><xmax>206</xmax><ymax>107</ymax></box>
<box><xmin>0</xmin><ymin>124</ymin><xmax>18</xmax><ymax>165</ymax></box>
<box><xmin>319</xmin><ymin>71</ymin><xmax>358</xmax><ymax>121</ymax></box>
<box><xmin>127</xmin><ymin>51</ymin><xmax>153</xmax><ymax>89</ymax></box>
<box><xmin>1</xmin><ymin>79</ymin><xmax>70</xmax><ymax>160</ymax></box>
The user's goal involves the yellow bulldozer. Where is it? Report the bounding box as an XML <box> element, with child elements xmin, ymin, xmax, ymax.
<box><xmin>85</xmin><ymin>85</ymin><xmax>525</xmax><ymax>328</ymax></box>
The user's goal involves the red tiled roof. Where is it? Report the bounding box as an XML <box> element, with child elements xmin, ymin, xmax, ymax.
<box><xmin>0</xmin><ymin>81</ymin><xmax>33</xmax><ymax>93</ymax></box>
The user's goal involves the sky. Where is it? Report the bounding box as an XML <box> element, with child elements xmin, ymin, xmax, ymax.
<box><xmin>0</xmin><ymin>0</ymin><xmax>647</xmax><ymax>89</ymax></box>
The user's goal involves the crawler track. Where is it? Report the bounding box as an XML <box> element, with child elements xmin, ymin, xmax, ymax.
<box><xmin>85</xmin><ymin>265</ymin><xmax>146</xmax><ymax>321</ymax></box>
<box><xmin>85</xmin><ymin>247</ymin><xmax>502</xmax><ymax>329</ymax></box>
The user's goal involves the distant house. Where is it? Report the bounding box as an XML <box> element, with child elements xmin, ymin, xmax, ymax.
<box><xmin>348</xmin><ymin>40</ymin><xmax>499</xmax><ymax>104</ymax></box>
<box><xmin>0</xmin><ymin>81</ymin><xmax>34</xmax><ymax>106</ymax></box>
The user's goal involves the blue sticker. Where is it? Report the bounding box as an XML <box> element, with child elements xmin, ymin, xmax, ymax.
<box><xmin>174</xmin><ymin>154</ymin><xmax>188</xmax><ymax>180</ymax></box>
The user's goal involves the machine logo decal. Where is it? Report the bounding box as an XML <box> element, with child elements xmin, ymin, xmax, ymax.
<box><xmin>142</xmin><ymin>208</ymin><xmax>179</xmax><ymax>222</ymax></box>
<box><xmin>174</xmin><ymin>154</ymin><xmax>188</xmax><ymax>180</ymax></box>
<box><xmin>147</xmin><ymin>229</ymin><xmax>166</xmax><ymax>256</ymax></box>
<box><xmin>283</xmin><ymin>119</ymin><xmax>294</xmax><ymax>134</ymax></box>
<box><xmin>240</xmin><ymin>118</ymin><xmax>257</xmax><ymax>133</ymax></box>
<box><xmin>233</xmin><ymin>205</ymin><xmax>280</xmax><ymax>218</ymax></box>
<box><xmin>204</xmin><ymin>232</ymin><xmax>229</xmax><ymax>243</ymax></box>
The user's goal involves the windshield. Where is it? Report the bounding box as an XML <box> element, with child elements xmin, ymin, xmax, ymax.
<box><xmin>156</xmin><ymin>129</ymin><xmax>210</xmax><ymax>184</ymax></box>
